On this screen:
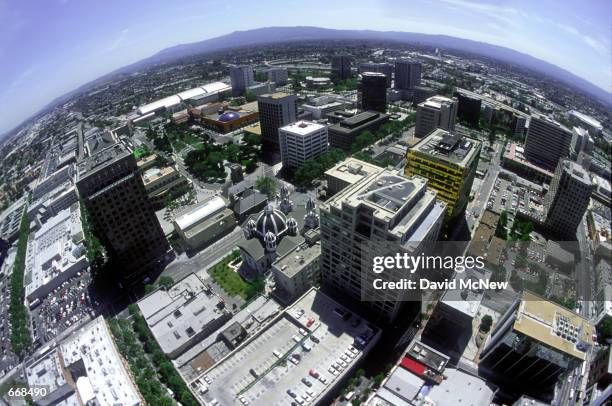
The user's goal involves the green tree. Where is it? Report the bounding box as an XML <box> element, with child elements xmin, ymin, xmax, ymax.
<box><xmin>144</xmin><ymin>284</ymin><xmax>156</xmax><ymax>295</ymax></box>
<box><xmin>495</xmin><ymin>211</ymin><xmax>508</xmax><ymax>239</ymax></box>
<box><xmin>479</xmin><ymin>315</ymin><xmax>493</xmax><ymax>333</ymax></box>
<box><xmin>256</xmin><ymin>176</ymin><xmax>277</xmax><ymax>198</ymax></box>
<box><xmin>158</xmin><ymin>276</ymin><xmax>174</xmax><ymax>290</ymax></box>
<box><xmin>373</xmin><ymin>373</ymin><xmax>385</xmax><ymax>388</ymax></box>
<box><xmin>244</xmin><ymin>91</ymin><xmax>257</xmax><ymax>103</ymax></box>
<box><xmin>352</xmin><ymin>130</ymin><xmax>376</xmax><ymax>153</ymax></box>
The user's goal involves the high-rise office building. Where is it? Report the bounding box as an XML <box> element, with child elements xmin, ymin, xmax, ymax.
<box><xmin>479</xmin><ymin>291</ymin><xmax>594</xmax><ymax>398</ymax></box>
<box><xmin>570</xmin><ymin>126</ymin><xmax>594</xmax><ymax>159</ymax></box>
<box><xmin>257</xmin><ymin>92</ymin><xmax>298</xmax><ymax>156</ymax></box>
<box><xmin>76</xmin><ymin>132</ymin><xmax>169</xmax><ymax>280</ymax></box>
<box><xmin>455</xmin><ymin>93</ymin><xmax>482</xmax><ymax>127</ymax></box>
<box><xmin>394</xmin><ymin>59</ymin><xmax>422</xmax><ymax>90</ymax></box>
<box><xmin>319</xmin><ymin>167</ymin><xmax>446</xmax><ymax>322</ymax></box>
<box><xmin>405</xmin><ymin>129</ymin><xmax>481</xmax><ymax>218</ymax></box>
<box><xmin>229</xmin><ymin>66</ymin><xmax>254</xmax><ymax>95</ymax></box>
<box><xmin>524</xmin><ymin>115</ymin><xmax>572</xmax><ymax>171</ymax></box>
<box><xmin>359</xmin><ymin>62</ymin><xmax>393</xmax><ymax>87</ymax></box>
<box><xmin>543</xmin><ymin>159</ymin><xmax>593</xmax><ymax>239</ymax></box>
<box><xmin>331</xmin><ymin>55</ymin><xmax>352</xmax><ymax>80</ymax></box>
<box><xmin>360</xmin><ymin>72</ymin><xmax>387</xmax><ymax>113</ymax></box>
<box><xmin>267</xmin><ymin>67</ymin><xmax>289</xmax><ymax>86</ymax></box>
<box><xmin>278</xmin><ymin>121</ymin><xmax>328</xmax><ymax>170</ymax></box>
<box><xmin>415</xmin><ymin>95</ymin><xmax>458</xmax><ymax>138</ymax></box>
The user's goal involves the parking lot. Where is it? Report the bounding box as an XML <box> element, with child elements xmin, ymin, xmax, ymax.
<box><xmin>193</xmin><ymin>290</ymin><xmax>379</xmax><ymax>406</ymax></box>
<box><xmin>0</xmin><ymin>276</ymin><xmax>20</xmax><ymax>377</ymax></box>
<box><xmin>30</xmin><ymin>270</ymin><xmax>98</xmax><ymax>345</ymax></box>
<box><xmin>486</xmin><ymin>177</ymin><xmax>544</xmax><ymax>220</ymax></box>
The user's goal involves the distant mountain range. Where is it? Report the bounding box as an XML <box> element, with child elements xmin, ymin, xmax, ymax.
<box><xmin>123</xmin><ymin>26</ymin><xmax>610</xmax><ymax>104</ymax></box>
<box><xmin>4</xmin><ymin>26</ymin><xmax>610</xmax><ymax>141</ymax></box>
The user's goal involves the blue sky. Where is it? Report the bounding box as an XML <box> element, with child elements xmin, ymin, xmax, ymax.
<box><xmin>0</xmin><ymin>0</ymin><xmax>610</xmax><ymax>134</ymax></box>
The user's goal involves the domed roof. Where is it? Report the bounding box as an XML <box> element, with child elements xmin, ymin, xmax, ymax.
<box><xmin>264</xmin><ymin>231</ymin><xmax>277</xmax><ymax>243</ymax></box>
<box><xmin>256</xmin><ymin>204</ymin><xmax>287</xmax><ymax>236</ymax></box>
<box><xmin>218</xmin><ymin>111</ymin><xmax>240</xmax><ymax>122</ymax></box>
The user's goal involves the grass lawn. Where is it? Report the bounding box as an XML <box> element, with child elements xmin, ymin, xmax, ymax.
<box><xmin>208</xmin><ymin>251</ymin><xmax>263</xmax><ymax>299</ymax></box>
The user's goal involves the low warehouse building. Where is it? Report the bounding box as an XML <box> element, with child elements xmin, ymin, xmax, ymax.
<box><xmin>173</xmin><ymin>196</ymin><xmax>237</xmax><ymax>251</ymax></box>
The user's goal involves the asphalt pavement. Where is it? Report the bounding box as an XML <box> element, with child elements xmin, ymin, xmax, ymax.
<box><xmin>160</xmin><ymin>227</ymin><xmax>244</xmax><ymax>282</ymax></box>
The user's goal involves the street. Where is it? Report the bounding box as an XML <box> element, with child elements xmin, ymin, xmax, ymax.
<box><xmin>160</xmin><ymin>226</ymin><xmax>244</xmax><ymax>282</ymax></box>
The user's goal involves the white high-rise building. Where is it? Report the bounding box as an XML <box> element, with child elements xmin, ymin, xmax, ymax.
<box><xmin>319</xmin><ymin>167</ymin><xmax>446</xmax><ymax>322</ymax></box>
<box><xmin>278</xmin><ymin>121</ymin><xmax>328</xmax><ymax>170</ymax></box>
<box><xmin>415</xmin><ymin>95</ymin><xmax>458</xmax><ymax>138</ymax></box>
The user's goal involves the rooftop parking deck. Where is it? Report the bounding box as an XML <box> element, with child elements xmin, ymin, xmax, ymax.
<box><xmin>191</xmin><ymin>288</ymin><xmax>380</xmax><ymax>406</ymax></box>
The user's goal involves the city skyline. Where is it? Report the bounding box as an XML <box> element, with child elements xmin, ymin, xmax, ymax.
<box><xmin>0</xmin><ymin>0</ymin><xmax>611</xmax><ymax>134</ymax></box>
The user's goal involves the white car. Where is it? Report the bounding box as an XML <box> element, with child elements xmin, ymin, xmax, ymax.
<box><xmin>318</xmin><ymin>376</ymin><xmax>329</xmax><ymax>385</ymax></box>
<box><xmin>328</xmin><ymin>367</ymin><xmax>338</xmax><ymax>376</ymax></box>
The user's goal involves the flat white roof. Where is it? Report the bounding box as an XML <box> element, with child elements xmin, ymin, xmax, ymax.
<box><xmin>177</xmin><ymin>87</ymin><xmax>206</xmax><ymax>100</ymax></box>
<box><xmin>569</xmin><ymin>110</ymin><xmax>603</xmax><ymax>130</ymax></box>
<box><xmin>174</xmin><ymin>196</ymin><xmax>227</xmax><ymax>231</ymax></box>
<box><xmin>25</xmin><ymin>205</ymin><xmax>88</xmax><ymax>299</ymax></box>
<box><xmin>59</xmin><ymin>316</ymin><xmax>140</xmax><ymax>406</ymax></box>
<box><xmin>137</xmin><ymin>82</ymin><xmax>230</xmax><ymax>115</ymax></box>
<box><xmin>426</xmin><ymin>368</ymin><xmax>494</xmax><ymax>405</ymax></box>
<box><xmin>280</xmin><ymin>120</ymin><xmax>327</xmax><ymax>136</ymax></box>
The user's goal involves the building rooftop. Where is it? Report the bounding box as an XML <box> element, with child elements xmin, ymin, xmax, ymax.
<box><xmin>370</xmin><ymin>339</ymin><xmax>493</xmax><ymax>406</ymax></box>
<box><xmin>568</xmin><ymin>110</ymin><xmax>603</xmax><ymax>130</ymax></box>
<box><xmin>426</xmin><ymin>367</ymin><xmax>495</xmax><ymax>405</ymax></box>
<box><xmin>280</xmin><ymin>120</ymin><xmax>327</xmax><ymax>136</ymax></box>
<box><xmin>137</xmin><ymin>273</ymin><xmax>229</xmax><ymax>356</ymax></box>
<box><xmin>59</xmin><ymin>316</ymin><xmax>140</xmax><ymax>405</ymax></box>
<box><xmin>142</xmin><ymin>166</ymin><xmax>177</xmax><ymax>186</ymax></box>
<box><xmin>272</xmin><ymin>240</ymin><xmax>321</xmax><ymax>278</ymax></box>
<box><xmin>174</xmin><ymin>196</ymin><xmax>227</xmax><ymax>231</ymax></box>
<box><xmin>137</xmin><ymin>82</ymin><xmax>231</xmax><ymax>115</ymax></box>
<box><xmin>420</xmin><ymin>95</ymin><xmax>455</xmax><ymax>110</ymax></box>
<box><xmin>440</xmin><ymin>267</ymin><xmax>489</xmax><ymax>318</ymax></box>
<box><xmin>339</xmin><ymin>111</ymin><xmax>387</xmax><ymax>130</ymax></box>
<box><xmin>560</xmin><ymin>159</ymin><xmax>591</xmax><ymax>185</ymax></box>
<box><xmin>25</xmin><ymin>349</ymin><xmax>75</xmax><ymax>405</ymax></box>
<box><xmin>191</xmin><ymin>288</ymin><xmax>380</xmax><ymax>406</ymax></box>
<box><xmin>514</xmin><ymin>291</ymin><xmax>594</xmax><ymax>361</ymax></box>
<box><xmin>24</xmin><ymin>204</ymin><xmax>88</xmax><ymax>300</ymax></box>
<box><xmin>325</xmin><ymin>157</ymin><xmax>383</xmax><ymax>186</ymax></box>
<box><xmin>325</xmin><ymin>168</ymin><xmax>446</xmax><ymax>242</ymax></box>
<box><xmin>410</xmin><ymin>128</ymin><xmax>481</xmax><ymax>167</ymax></box>
<box><xmin>258</xmin><ymin>92</ymin><xmax>293</xmax><ymax>101</ymax></box>
<box><xmin>77</xmin><ymin>137</ymin><xmax>131</xmax><ymax>180</ymax></box>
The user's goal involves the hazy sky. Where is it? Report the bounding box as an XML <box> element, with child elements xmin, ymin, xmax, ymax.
<box><xmin>1</xmin><ymin>0</ymin><xmax>610</xmax><ymax>134</ymax></box>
